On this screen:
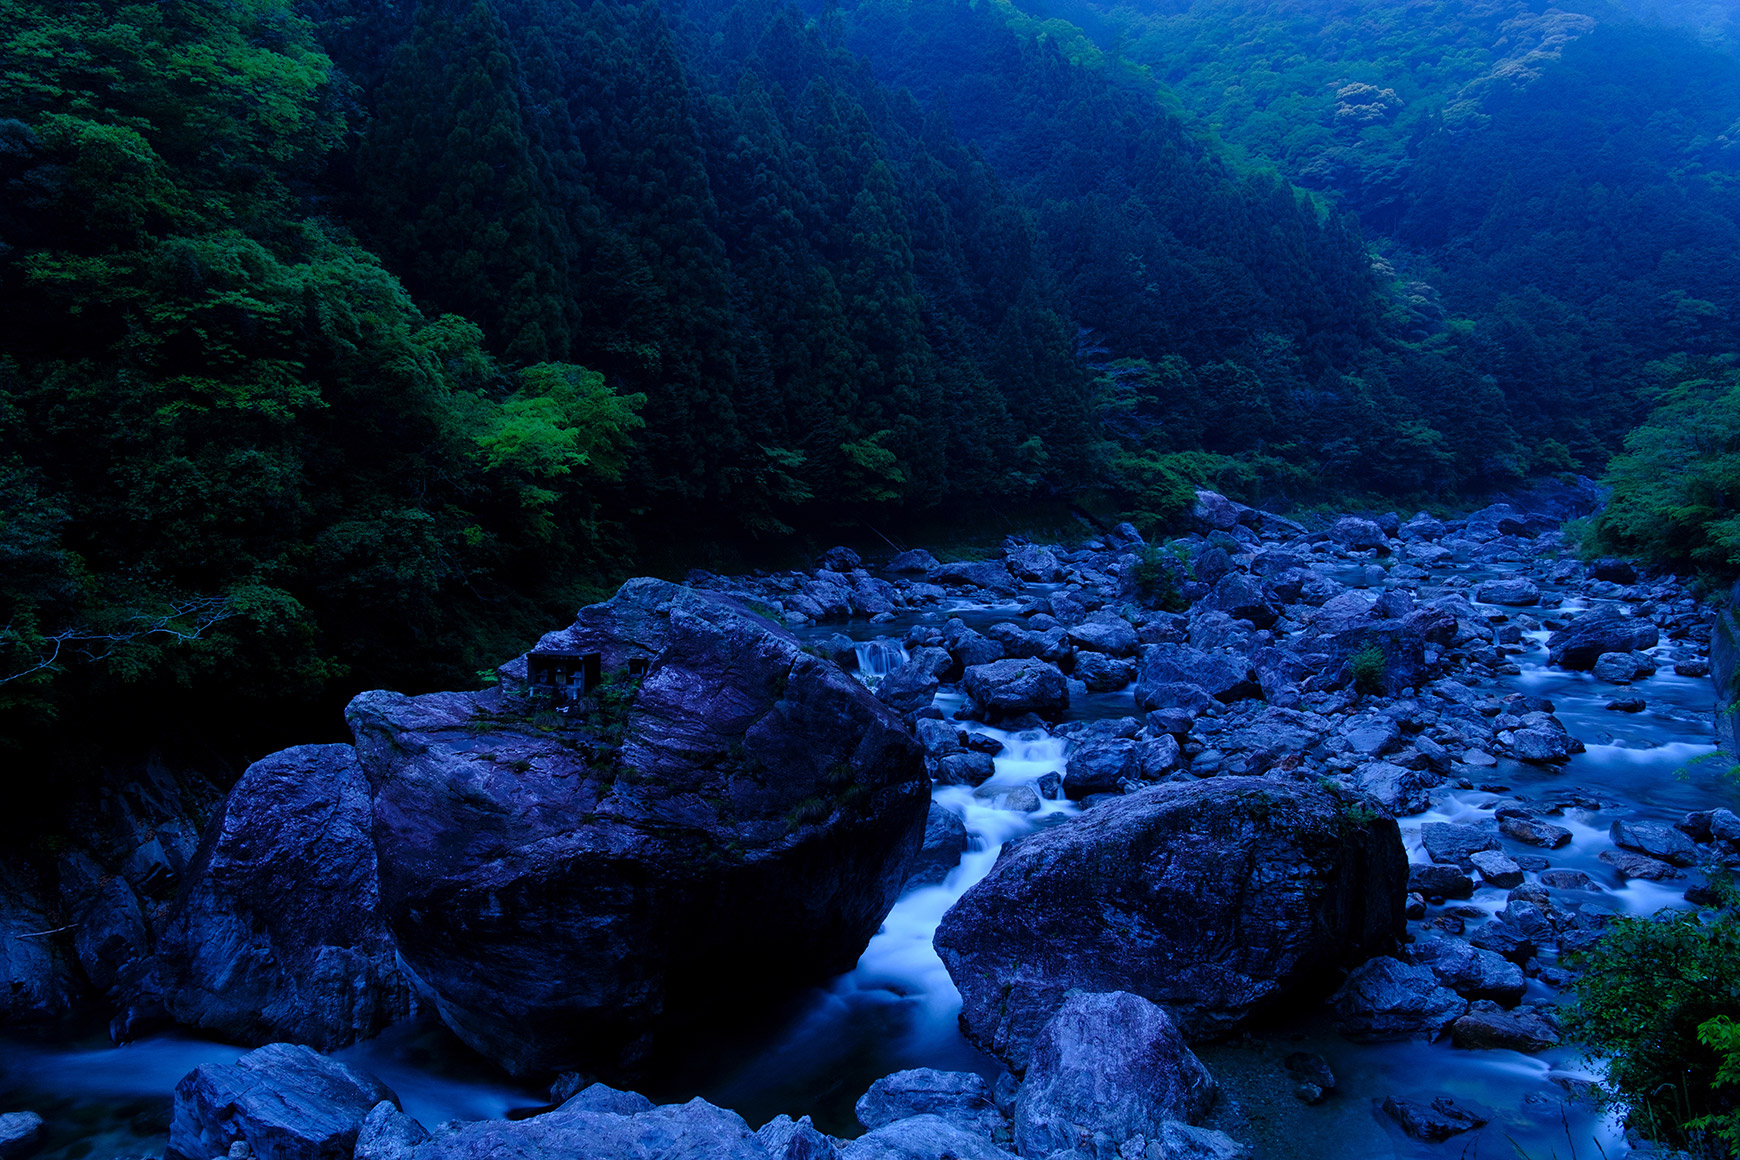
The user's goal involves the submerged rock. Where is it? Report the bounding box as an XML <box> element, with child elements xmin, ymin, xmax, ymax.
<box><xmin>352</xmin><ymin>578</ymin><xmax>929</xmax><ymax>1076</ymax></box>
<box><xmin>934</xmin><ymin>778</ymin><xmax>1405</xmax><ymax>1068</ymax></box>
<box><xmin>158</xmin><ymin>745</ymin><xmax>409</xmax><ymax>1051</ymax></box>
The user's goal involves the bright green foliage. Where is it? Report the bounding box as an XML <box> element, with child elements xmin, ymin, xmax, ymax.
<box><xmin>1589</xmin><ymin>361</ymin><xmax>1740</xmax><ymax>578</ymax></box>
<box><xmin>1569</xmin><ymin>897</ymin><xmax>1740</xmax><ymax>1153</ymax></box>
<box><xmin>0</xmin><ymin>0</ymin><xmax>640</xmax><ymax>774</ymax></box>
<box><xmin>1349</xmin><ymin>644</ymin><xmax>1387</xmax><ymax>695</ymax></box>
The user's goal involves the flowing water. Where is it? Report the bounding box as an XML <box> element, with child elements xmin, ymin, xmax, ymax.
<box><xmin>0</xmin><ymin>589</ymin><xmax>1729</xmax><ymax>1158</ymax></box>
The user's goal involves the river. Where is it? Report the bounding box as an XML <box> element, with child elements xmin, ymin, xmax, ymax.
<box><xmin>0</xmin><ymin>570</ymin><xmax>1727</xmax><ymax>1159</ymax></box>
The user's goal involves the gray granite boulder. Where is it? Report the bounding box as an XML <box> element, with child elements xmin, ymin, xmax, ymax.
<box><xmin>934</xmin><ymin>779</ymin><xmax>1405</xmax><ymax>1068</ymax></box>
<box><xmin>397</xmin><ymin>1094</ymin><xmax>769</xmax><ymax>1160</ymax></box>
<box><xmin>855</xmin><ymin>1069</ymin><xmax>1005</xmax><ymax>1140</ymax></box>
<box><xmin>1333</xmin><ymin>957</ymin><xmax>1466</xmax><ymax>1042</ymax></box>
<box><xmin>1013</xmin><ymin>992</ymin><xmax>1216</xmax><ymax>1159</ymax></box>
<box><xmin>353</xmin><ymin>579</ymin><xmax>928</xmax><ymax>1076</ymax></box>
<box><xmin>1547</xmin><ymin>611</ymin><xmax>1660</xmax><ymax>670</ymax></box>
<box><xmin>158</xmin><ymin>745</ymin><xmax>409</xmax><ymax>1050</ymax></box>
<box><xmin>166</xmin><ymin>1043</ymin><xmax>397</xmax><ymax>1160</ymax></box>
<box><xmin>840</xmin><ymin>1116</ymin><xmax>1016</xmax><ymax>1160</ymax></box>
<box><xmin>962</xmin><ymin>659</ymin><xmax>1070</xmax><ymax>721</ymax></box>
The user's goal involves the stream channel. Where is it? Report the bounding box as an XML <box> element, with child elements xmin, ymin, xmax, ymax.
<box><xmin>0</xmin><ymin>566</ymin><xmax>1728</xmax><ymax>1160</ymax></box>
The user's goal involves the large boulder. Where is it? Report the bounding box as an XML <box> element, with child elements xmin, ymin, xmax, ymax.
<box><xmin>962</xmin><ymin>659</ymin><xmax>1069</xmax><ymax>721</ymax></box>
<box><xmin>855</xmin><ymin>1069</ymin><xmax>1006</xmax><ymax>1140</ymax></box>
<box><xmin>166</xmin><ymin>1043</ymin><xmax>397</xmax><ymax>1160</ymax></box>
<box><xmin>158</xmin><ymin>745</ymin><xmax>409</xmax><ymax>1050</ymax></box>
<box><xmin>393</xmin><ymin>1094</ymin><xmax>770</xmax><ymax>1160</ymax></box>
<box><xmin>1135</xmin><ymin>646</ymin><xmax>1258</xmax><ymax>709</ymax></box>
<box><xmin>1013</xmin><ymin>991</ymin><xmax>1216</xmax><ymax>1159</ymax></box>
<box><xmin>841</xmin><ymin>1116</ymin><xmax>1016</xmax><ymax>1160</ymax></box>
<box><xmin>1547</xmin><ymin>611</ymin><xmax>1660</xmax><ymax>671</ymax></box>
<box><xmin>933</xmin><ymin>779</ymin><xmax>1406</xmax><ymax>1068</ymax></box>
<box><xmin>351</xmin><ymin>579</ymin><xmax>929</xmax><ymax>1076</ymax></box>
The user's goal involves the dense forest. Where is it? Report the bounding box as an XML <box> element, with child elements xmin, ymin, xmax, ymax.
<box><xmin>3</xmin><ymin>0</ymin><xmax>1740</xmax><ymax>781</ymax></box>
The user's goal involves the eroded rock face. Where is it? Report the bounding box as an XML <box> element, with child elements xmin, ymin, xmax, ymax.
<box><xmin>933</xmin><ymin>778</ymin><xmax>1405</xmax><ymax>1069</ymax></box>
<box><xmin>351</xmin><ymin>579</ymin><xmax>929</xmax><ymax>1077</ymax></box>
<box><xmin>159</xmin><ymin>745</ymin><xmax>409</xmax><ymax>1050</ymax></box>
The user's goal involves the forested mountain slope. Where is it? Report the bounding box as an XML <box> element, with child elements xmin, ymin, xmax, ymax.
<box><xmin>4</xmin><ymin>0</ymin><xmax>1739</xmax><ymax>781</ymax></box>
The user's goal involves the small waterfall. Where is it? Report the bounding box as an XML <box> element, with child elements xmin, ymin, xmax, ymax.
<box><xmin>841</xmin><ymin>725</ymin><xmax>1075</xmax><ymax>1056</ymax></box>
<box><xmin>852</xmin><ymin>639</ymin><xmax>910</xmax><ymax>684</ymax></box>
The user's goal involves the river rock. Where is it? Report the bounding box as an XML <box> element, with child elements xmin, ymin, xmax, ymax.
<box><xmin>936</xmin><ymin>751</ymin><xmax>996</xmax><ymax>787</ymax></box>
<box><xmin>1474</xmin><ymin>578</ymin><xmax>1540</xmax><ymax>606</ymax></box>
<box><xmin>934</xmin><ymin>778</ymin><xmax>1405</xmax><ymax>1067</ymax></box>
<box><xmin>906</xmin><ymin>804</ymin><xmax>969</xmax><ymax>892</ymax></box>
<box><xmin>934</xmin><ymin>561</ymin><xmax>1020</xmax><ymax>594</ymax></box>
<box><xmin>1063</xmin><ymin>738</ymin><xmax>1138</xmax><ymax>799</ymax></box>
<box><xmin>1498</xmin><ymin>815</ymin><xmax>1572</xmax><ymax>849</ymax></box>
<box><xmin>757</xmin><ymin>1115</ymin><xmax>840</xmax><ymax>1160</ymax></box>
<box><xmin>1407</xmin><ymin>863</ymin><xmax>1473</xmax><ymax>900</ymax></box>
<box><xmin>1592</xmin><ymin>652</ymin><xmax>1641</xmax><ymax>683</ymax></box>
<box><xmin>840</xmin><ymin>1115</ymin><xmax>1016</xmax><ymax>1160</ymax></box>
<box><xmin>963</xmin><ymin>659</ymin><xmax>1070</xmax><ymax>721</ymax></box>
<box><xmin>158</xmin><ymin>745</ymin><xmax>409</xmax><ymax>1051</ymax></box>
<box><xmin>888</xmin><ymin>549</ymin><xmax>940</xmax><ymax>575</ymax></box>
<box><xmin>1013</xmin><ymin>992</ymin><xmax>1216</xmax><ymax>1159</ymax></box>
<box><xmin>1411</xmin><ymin>939</ymin><xmax>1524</xmax><ymax>1004</ymax></box>
<box><xmin>1380</xmin><ymin>1096</ymin><xmax>1487</xmax><ymax>1141</ymax></box>
<box><xmin>1610</xmin><ymin>819</ymin><xmax>1700</xmax><ymax>867</ymax></box>
<box><xmin>353</xmin><ymin>578</ymin><xmax>929</xmax><ymax>1075</ymax></box>
<box><xmin>1421</xmin><ymin>822</ymin><xmax>1499</xmax><ymax>868</ymax></box>
<box><xmin>1467</xmin><ymin>850</ymin><xmax>1524</xmax><ymax>889</ymax></box>
<box><xmin>1450</xmin><ymin>1005</ymin><xmax>1561</xmax><ymax>1052</ymax></box>
<box><xmin>1074</xmin><ymin>651</ymin><xmax>1138</xmax><ymax>692</ymax></box>
<box><xmin>354</xmin><ymin>1101</ymin><xmax>430</xmax><ymax>1160</ymax></box>
<box><xmin>1547</xmin><ymin>611</ymin><xmax>1660</xmax><ymax>670</ymax></box>
<box><xmin>1135</xmin><ymin>647</ymin><xmax>1258</xmax><ymax>708</ymax></box>
<box><xmin>856</xmin><ymin>1069</ymin><xmax>1005</xmax><ymax>1140</ymax></box>
<box><xmin>1070</xmin><ymin>616</ymin><xmax>1140</xmax><ymax>658</ymax></box>
<box><xmin>1008</xmin><ymin>544</ymin><xmax>1065</xmax><ymax>583</ymax></box>
<box><xmin>402</xmin><ymin>1094</ymin><xmax>770</xmax><ymax>1160</ymax></box>
<box><xmin>876</xmin><ymin>648</ymin><xmax>951</xmax><ymax>716</ymax></box>
<box><xmin>0</xmin><ymin>1113</ymin><xmax>43</xmax><ymax>1160</ymax></box>
<box><xmin>1329</xmin><ymin>517</ymin><xmax>1387</xmax><ymax>550</ymax></box>
<box><xmin>166</xmin><ymin>1043</ymin><xmax>397</xmax><ymax>1160</ymax></box>
<box><xmin>1192</xmin><ymin>491</ymin><xmax>1241</xmax><ymax>533</ymax></box>
<box><xmin>1333</xmin><ymin>957</ymin><xmax>1467</xmax><ymax>1042</ymax></box>
<box><xmin>1348</xmin><ymin>762</ymin><xmax>1433</xmax><ymax>815</ymax></box>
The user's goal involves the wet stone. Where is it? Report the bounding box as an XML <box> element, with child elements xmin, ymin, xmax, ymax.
<box><xmin>1468</xmin><ymin>850</ymin><xmax>1524</xmax><ymax>889</ymax></box>
<box><xmin>1381</xmin><ymin>1096</ymin><xmax>1489</xmax><ymax>1142</ymax></box>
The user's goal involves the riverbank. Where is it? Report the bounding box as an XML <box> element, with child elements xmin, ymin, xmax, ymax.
<box><xmin>1</xmin><ymin>486</ymin><xmax>1731</xmax><ymax>1160</ymax></box>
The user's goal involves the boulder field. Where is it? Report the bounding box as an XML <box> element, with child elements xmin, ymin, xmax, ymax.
<box><xmin>5</xmin><ymin>476</ymin><xmax>1734</xmax><ymax>1160</ymax></box>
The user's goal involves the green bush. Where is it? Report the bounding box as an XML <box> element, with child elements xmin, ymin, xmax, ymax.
<box><xmin>1568</xmin><ymin>891</ymin><xmax>1740</xmax><ymax>1154</ymax></box>
<box><xmin>1349</xmin><ymin>644</ymin><xmax>1387</xmax><ymax>695</ymax></box>
<box><xmin>1132</xmin><ymin>543</ymin><xmax>1188</xmax><ymax>612</ymax></box>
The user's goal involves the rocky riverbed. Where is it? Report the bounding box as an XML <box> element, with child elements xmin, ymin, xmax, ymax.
<box><xmin>2</xmin><ymin>481</ymin><xmax>1733</xmax><ymax>1160</ymax></box>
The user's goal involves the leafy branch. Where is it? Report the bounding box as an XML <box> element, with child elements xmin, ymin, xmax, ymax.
<box><xmin>1</xmin><ymin>596</ymin><xmax>236</xmax><ymax>685</ymax></box>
